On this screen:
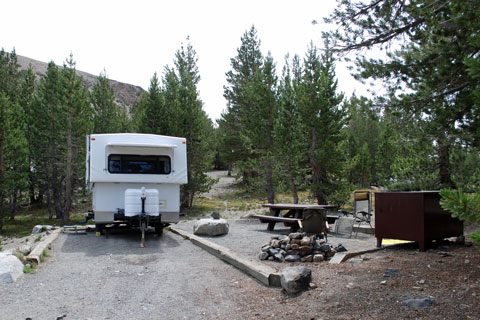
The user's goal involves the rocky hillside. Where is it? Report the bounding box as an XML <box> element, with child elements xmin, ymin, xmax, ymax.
<box><xmin>16</xmin><ymin>55</ymin><xmax>145</xmax><ymax>110</ymax></box>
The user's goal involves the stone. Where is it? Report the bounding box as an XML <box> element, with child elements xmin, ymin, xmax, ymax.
<box><xmin>18</xmin><ymin>245</ymin><xmax>32</xmax><ymax>255</ymax></box>
<box><xmin>268</xmin><ymin>248</ymin><xmax>279</xmax><ymax>256</ymax></box>
<box><xmin>210</xmin><ymin>212</ymin><xmax>220</xmax><ymax>219</ymax></box>
<box><xmin>290</xmin><ymin>239</ymin><xmax>301</xmax><ymax>245</ymax></box>
<box><xmin>290</xmin><ymin>243</ymin><xmax>300</xmax><ymax>250</ymax></box>
<box><xmin>279</xmin><ymin>250</ymin><xmax>287</xmax><ymax>257</ymax></box>
<box><xmin>31</xmin><ymin>225</ymin><xmax>52</xmax><ymax>234</ymax></box>
<box><xmin>298</xmin><ymin>246</ymin><xmax>313</xmax><ymax>257</ymax></box>
<box><xmin>280</xmin><ymin>266</ymin><xmax>312</xmax><ymax>294</ymax></box>
<box><xmin>349</xmin><ymin>258</ymin><xmax>363</xmax><ymax>264</ymax></box>
<box><xmin>274</xmin><ymin>253</ymin><xmax>285</xmax><ymax>262</ymax></box>
<box><xmin>0</xmin><ymin>252</ymin><xmax>24</xmax><ymax>284</ymax></box>
<box><xmin>383</xmin><ymin>268</ymin><xmax>401</xmax><ymax>277</ymax></box>
<box><xmin>271</xmin><ymin>240</ymin><xmax>281</xmax><ymax>248</ymax></box>
<box><xmin>300</xmin><ymin>255</ymin><xmax>313</xmax><ymax>262</ymax></box>
<box><xmin>285</xmin><ymin>244</ymin><xmax>291</xmax><ymax>251</ymax></box>
<box><xmin>268</xmin><ymin>256</ymin><xmax>274</xmax><ymax>261</ymax></box>
<box><xmin>193</xmin><ymin>218</ymin><xmax>229</xmax><ymax>236</ymax></box>
<box><xmin>279</xmin><ymin>235</ymin><xmax>290</xmax><ymax>244</ymax></box>
<box><xmin>286</xmin><ymin>250</ymin><xmax>299</xmax><ymax>256</ymax></box>
<box><xmin>326</xmin><ymin>250</ymin><xmax>336</xmax><ymax>257</ymax></box>
<box><xmin>404</xmin><ymin>297</ymin><xmax>435</xmax><ymax>308</ymax></box>
<box><xmin>456</xmin><ymin>235</ymin><xmax>465</xmax><ymax>245</ymax></box>
<box><xmin>313</xmin><ymin>254</ymin><xmax>324</xmax><ymax>262</ymax></box>
<box><xmin>285</xmin><ymin>254</ymin><xmax>301</xmax><ymax>262</ymax></box>
<box><xmin>319</xmin><ymin>244</ymin><xmax>331</xmax><ymax>253</ymax></box>
<box><xmin>289</xmin><ymin>232</ymin><xmax>303</xmax><ymax>239</ymax></box>
<box><xmin>300</xmin><ymin>237</ymin><xmax>312</xmax><ymax>246</ymax></box>
<box><xmin>261</xmin><ymin>245</ymin><xmax>272</xmax><ymax>252</ymax></box>
<box><xmin>258</xmin><ymin>252</ymin><xmax>269</xmax><ymax>260</ymax></box>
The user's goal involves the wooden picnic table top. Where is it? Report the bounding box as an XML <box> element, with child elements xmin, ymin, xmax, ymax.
<box><xmin>262</xmin><ymin>203</ymin><xmax>338</xmax><ymax>210</ymax></box>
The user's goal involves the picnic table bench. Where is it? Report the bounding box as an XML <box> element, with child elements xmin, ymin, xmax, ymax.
<box><xmin>251</xmin><ymin>203</ymin><xmax>338</xmax><ymax>234</ymax></box>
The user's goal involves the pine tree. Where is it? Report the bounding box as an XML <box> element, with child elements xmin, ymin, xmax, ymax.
<box><xmin>0</xmin><ymin>48</ymin><xmax>26</xmax><ymax>226</ymax></box>
<box><xmin>275</xmin><ymin>55</ymin><xmax>304</xmax><ymax>203</ymax></box>
<box><xmin>33</xmin><ymin>61</ymin><xmax>65</xmax><ymax>219</ymax></box>
<box><xmin>137</xmin><ymin>42</ymin><xmax>215</xmax><ymax>208</ymax></box>
<box><xmin>222</xmin><ymin>26</ymin><xmax>263</xmax><ymax>187</ymax></box>
<box><xmin>91</xmin><ymin>70</ymin><xmax>122</xmax><ymax>133</ymax></box>
<box><xmin>326</xmin><ymin>0</ymin><xmax>480</xmax><ymax>188</ymax></box>
<box><xmin>19</xmin><ymin>66</ymin><xmax>38</xmax><ymax>204</ymax></box>
<box><xmin>343</xmin><ymin>95</ymin><xmax>381</xmax><ymax>187</ymax></box>
<box><xmin>61</xmin><ymin>54</ymin><xmax>92</xmax><ymax>222</ymax></box>
<box><xmin>297</xmin><ymin>41</ymin><xmax>345</xmax><ymax>205</ymax></box>
<box><xmin>173</xmin><ymin>42</ymin><xmax>215</xmax><ymax>208</ymax></box>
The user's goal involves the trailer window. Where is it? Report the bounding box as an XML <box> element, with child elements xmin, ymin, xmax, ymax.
<box><xmin>108</xmin><ymin>155</ymin><xmax>171</xmax><ymax>174</ymax></box>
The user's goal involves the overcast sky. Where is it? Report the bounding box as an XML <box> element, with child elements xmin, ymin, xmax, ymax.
<box><xmin>1</xmin><ymin>0</ymin><xmax>365</xmax><ymax>121</ymax></box>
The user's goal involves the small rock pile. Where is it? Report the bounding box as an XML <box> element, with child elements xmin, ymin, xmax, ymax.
<box><xmin>258</xmin><ymin>232</ymin><xmax>338</xmax><ymax>263</ymax></box>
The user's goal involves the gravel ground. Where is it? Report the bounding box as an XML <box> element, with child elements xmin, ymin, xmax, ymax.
<box><xmin>0</xmin><ymin>229</ymin><xmax>272</xmax><ymax>320</ymax></box>
<box><xmin>2</xmin><ymin>171</ymin><xmax>479</xmax><ymax>320</ymax></box>
<box><xmin>175</xmin><ymin>218</ymin><xmax>377</xmax><ymax>267</ymax></box>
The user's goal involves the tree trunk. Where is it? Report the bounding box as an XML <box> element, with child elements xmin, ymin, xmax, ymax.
<box><xmin>287</xmin><ymin>157</ymin><xmax>299</xmax><ymax>204</ymax></box>
<box><xmin>47</xmin><ymin>187</ymin><xmax>53</xmax><ymax>221</ymax></box>
<box><xmin>438</xmin><ymin>141</ymin><xmax>455</xmax><ymax>189</ymax></box>
<box><xmin>310</xmin><ymin>130</ymin><xmax>326</xmax><ymax>205</ymax></box>
<box><xmin>64</xmin><ymin>108</ymin><xmax>72</xmax><ymax>223</ymax></box>
<box><xmin>51</xmin><ymin>144</ymin><xmax>63</xmax><ymax>220</ymax></box>
<box><xmin>265</xmin><ymin>157</ymin><xmax>275</xmax><ymax>204</ymax></box>
<box><xmin>0</xmin><ymin>128</ymin><xmax>4</xmax><ymax>176</ymax></box>
<box><xmin>9</xmin><ymin>191</ymin><xmax>17</xmax><ymax>220</ymax></box>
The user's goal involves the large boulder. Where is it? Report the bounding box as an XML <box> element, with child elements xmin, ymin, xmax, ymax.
<box><xmin>0</xmin><ymin>252</ymin><xmax>24</xmax><ymax>284</ymax></box>
<box><xmin>193</xmin><ymin>218</ymin><xmax>229</xmax><ymax>236</ymax></box>
<box><xmin>280</xmin><ymin>266</ymin><xmax>312</xmax><ymax>294</ymax></box>
<box><xmin>31</xmin><ymin>225</ymin><xmax>52</xmax><ymax>234</ymax></box>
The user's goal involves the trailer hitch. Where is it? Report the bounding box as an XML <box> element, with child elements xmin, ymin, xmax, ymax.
<box><xmin>140</xmin><ymin>188</ymin><xmax>148</xmax><ymax>248</ymax></box>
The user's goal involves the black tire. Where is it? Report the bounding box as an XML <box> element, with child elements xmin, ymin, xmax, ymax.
<box><xmin>95</xmin><ymin>224</ymin><xmax>106</xmax><ymax>235</ymax></box>
<box><xmin>155</xmin><ymin>223</ymin><xmax>163</xmax><ymax>236</ymax></box>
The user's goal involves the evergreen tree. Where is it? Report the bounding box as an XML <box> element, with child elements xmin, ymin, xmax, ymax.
<box><xmin>222</xmin><ymin>25</ymin><xmax>263</xmax><ymax>187</ymax></box>
<box><xmin>19</xmin><ymin>66</ymin><xmax>38</xmax><ymax>205</ymax></box>
<box><xmin>326</xmin><ymin>0</ymin><xmax>480</xmax><ymax>188</ymax></box>
<box><xmin>174</xmin><ymin>42</ymin><xmax>215</xmax><ymax>208</ymax></box>
<box><xmin>275</xmin><ymin>55</ymin><xmax>303</xmax><ymax>203</ymax></box>
<box><xmin>91</xmin><ymin>70</ymin><xmax>122</xmax><ymax>133</ymax></box>
<box><xmin>297</xmin><ymin>41</ymin><xmax>345</xmax><ymax>204</ymax></box>
<box><xmin>2</xmin><ymin>97</ymin><xmax>28</xmax><ymax>219</ymax></box>
<box><xmin>33</xmin><ymin>62</ymin><xmax>65</xmax><ymax>219</ymax></box>
<box><xmin>241</xmin><ymin>54</ymin><xmax>278</xmax><ymax>203</ymax></box>
<box><xmin>0</xmin><ymin>48</ymin><xmax>26</xmax><ymax>227</ymax></box>
<box><xmin>137</xmin><ymin>42</ymin><xmax>215</xmax><ymax>208</ymax></box>
<box><xmin>138</xmin><ymin>72</ymin><xmax>164</xmax><ymax>133</ymax></box>
<box><xmin>61</xmin><ymin>54</ymin><xmax>92</xmax><ymax>222</ymax></box>
<box><xmin>343</xmin><ymin>95</ymin><xmax>381</xmax><ymax>187</ymax></box>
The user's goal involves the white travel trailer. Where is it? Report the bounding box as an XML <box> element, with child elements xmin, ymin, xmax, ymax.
<box><xmin>86</xmin><ymin>133</ymin><xmax>187</xmax><ymax>246</ymax></box>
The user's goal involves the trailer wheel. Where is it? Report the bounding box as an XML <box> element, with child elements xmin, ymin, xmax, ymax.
<box><xmin>95</xmin><ymin>224</ymin><xmax>106</xmax><ymax>236</ymax></box>
<box><xmin>155</xmin><ymin>223</ymin><xmax>163</xmax><ymax>236</ymax></box>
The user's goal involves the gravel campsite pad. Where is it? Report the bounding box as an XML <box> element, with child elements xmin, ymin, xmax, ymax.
<box><xmin>1</xmin><ymin>171</ymin><xmax>479</xmax><ymax>319</ymax></box>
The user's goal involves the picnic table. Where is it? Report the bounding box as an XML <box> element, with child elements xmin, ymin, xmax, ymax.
<box><xmin>251</xmin><ymin>203</ymin><xmax>338</xmax><ymax>233</ymax></box>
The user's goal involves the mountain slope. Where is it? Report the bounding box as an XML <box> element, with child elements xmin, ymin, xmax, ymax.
<box><xmin>16</xmin><ymin>55</ymin><xmax>145</xmax><ymax>109</ymax></box>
